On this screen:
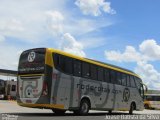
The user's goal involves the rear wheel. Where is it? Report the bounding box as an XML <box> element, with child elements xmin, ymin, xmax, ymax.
<box><xmin>52</xmin><ymin>109</ymin><xmax>66</xmax><ymax>115</ymax></box>
<box><xmin>108</xmin><ymin>110</ymin><xmax>112</xmax><ymax>114</ymax></box>
<box><xmin>144</xmin><ymin>104</ymin><xmax>149</xmax><ymax>109</ymax></box>
<box><xmin>74</xmin><ymin>99</ymin><xmax>90</xmax><ymax>115</ymax></box>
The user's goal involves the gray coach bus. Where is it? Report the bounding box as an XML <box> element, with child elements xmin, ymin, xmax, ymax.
<box><xmin>17</xmin><ymin>48</ymin><xmax>146</xmax><ymax>115</ymax></box>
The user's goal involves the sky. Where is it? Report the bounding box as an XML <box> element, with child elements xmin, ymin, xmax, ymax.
<box><xmin>0</xmin><ymin>0</ymin><xmax>160</xmax><ymax>90</ymax></box>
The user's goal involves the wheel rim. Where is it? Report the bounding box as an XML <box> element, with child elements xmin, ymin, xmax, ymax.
<box><xmin>81</xmin><ymin>102</ymin><xmax>89</xmax><ymax>113</ymax></box>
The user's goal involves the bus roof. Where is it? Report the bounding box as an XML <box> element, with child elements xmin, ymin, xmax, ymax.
<box><xmin>0</xmin><ymin>69</ymin><xmax>17</xmax><ymax>77</ymax></box>
<box><xmin>86</xmin><ymin>58</ymin><xmax>135</xmax><ymax>74</ymax></box>
<box><xmin>48</xmin><ymin>48</ymin><xmax>140</xmax><ymax>78</ymax></box>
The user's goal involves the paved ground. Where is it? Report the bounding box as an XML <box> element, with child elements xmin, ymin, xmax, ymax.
<box><xmin>0</xmin><ymin>100</ymin><xmax>160</xmax><ymax>120</ymax></box>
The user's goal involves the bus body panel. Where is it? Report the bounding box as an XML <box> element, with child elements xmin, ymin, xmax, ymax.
<box><xmin>50</xmin><ymin>68</ymin><xmax>144</xmax><ymax>111</ymax></box>
<box><xmin>18</xmin><ymin>75</ymin><xmax>43</xmax><ymax>104</ymax></box>
<box><xmin>149</xmin><ymin>101</ymin><xmax>160</xmax><ymax>109</ymax></box>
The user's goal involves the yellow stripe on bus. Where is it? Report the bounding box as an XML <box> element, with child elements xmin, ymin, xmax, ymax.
<box><xmin>45</xmin><ymin>48</ymin><xmax>53</xmax><ymax>67</ymax></box>
<box><xmin>18</xmin><ymin>74</ymin><xmax>44</xmax><ymax>77</ymax></box>
<box><xmin>18</xmin><ymin>103</ymin><xmax>64</xmax><ymax>109</ymax></box>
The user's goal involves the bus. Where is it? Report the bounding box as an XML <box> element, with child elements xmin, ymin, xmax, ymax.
<box><xmin>17</xmin><ymin>48</ymin><xmax>146</xmax><ymax>115</ymax></box>
<box><xmin>0</xmin><ymin>79</ymin><xmax>5</xmax><ymax>99</ymax></box>
<box><xmin>144</xmin><ymin>94</ymin><xmax>160</xmax><ymax>110</ymax></box>
<box><xmin>0</xmin><ymin>79</ymin><xmax>17</xmax><ymax>100</ymax></box>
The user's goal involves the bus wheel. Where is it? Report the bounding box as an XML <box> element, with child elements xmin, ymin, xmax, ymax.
<box><xmin>144</xmin><ymin>104</ymin><xmax>149</xmax><ymax>109</ymax></box>
<box><xmin>129</xmin><ymin>103</ymin><xmax>135</xmax><ymax>114</ymax></box>
<box><xmin>108</xmin><ymin>110</ymin><xmax>112</xmax><ymax>114</ymax></box>
<box><xmin>74</xmin><ymin>99</ymin><xmax>90</xmax><ymax>115</ymax></box>
<box><xmin>52</xmin><ymin>109</ymin><xmax>66</xmax><ymax>115</ymax></box>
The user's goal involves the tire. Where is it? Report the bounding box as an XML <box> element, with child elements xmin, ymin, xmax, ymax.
<box><xmin>129</xmin><ymin>103</ymin><xmax>135</xmax><ymax>114</ymax></box>
<box><xmin>144</xmin><ymin>104</ymin><xmax>149</xmax><ymax>109</ymax></box>
<box><xmin>52</xmin><ymin>109</ymin><xmax>66</xmax><ymax>115</ymax></box>
<box><xmin>108</xmin><ymin>110</ymin><xmax>112</xmax><ymax>114</ymax></box>
<box><xmin>74</xmin><ymin>99</ymin><xmax>90</xmax><ymax>115</ymax></box>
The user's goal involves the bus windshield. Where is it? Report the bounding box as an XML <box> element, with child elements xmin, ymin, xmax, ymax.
<box><xmin>18</xmin><ymin>48</ymin><xmax>46</xmax><ymax>75</ymax></box>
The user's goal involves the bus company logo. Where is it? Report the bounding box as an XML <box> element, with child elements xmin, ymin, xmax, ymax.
<box><xmin>28</xmin><ymin>51</ymin><xmax>36</xmax><ymax>62</ymax></box>
<box><xmin>123</xmin><ymin>88</ymin><xmax>130</xmax><ymax>102</ymax></box>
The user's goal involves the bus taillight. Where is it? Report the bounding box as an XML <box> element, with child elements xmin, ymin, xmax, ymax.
<box><xmin>42</xmin><ymin>81</ymin><xmax>48</xmax><ymax>96</ymax></box>
<box><xmin>52</xmin><ymin>73</ymin><xmax>57</xmax><ymax>80</ymax></box>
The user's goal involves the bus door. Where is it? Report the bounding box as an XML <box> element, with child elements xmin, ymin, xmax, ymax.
<box><xmin>114</xmin><ymin>85</ymin><xmax>126</xmax><ymax>110</ymax></box>
<box><xmin>103</xmin><ymin>83</ymin><xmax>115</xmax><ymax>109</ymax></box>
<box><xmin>103</xmin><ymin>69</ymin><xmax>114</xmax><ymax>109</ymax></box>
<box><xmin>116</xmin><ymin>74</ymin><xmax>130</xmax><ymax>110</ymax></box>
<box><xmin>51</xmin><ymin>72</ymin><xmax>70</xmax><ymax>109</ymax></box>
<box><xmin>51</xmin><ymin>55</ymin><xmax>72</xmax><ymax>108</ymax></box>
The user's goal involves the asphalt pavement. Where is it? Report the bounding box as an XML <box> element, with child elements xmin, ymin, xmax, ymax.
<box><xmin>0</xmin><ymin>100</ymin><xmax>160</xmax><ymax>120</ymax></box>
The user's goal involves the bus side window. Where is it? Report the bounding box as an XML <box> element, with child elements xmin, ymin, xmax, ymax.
<box><xmin>53</xmin><ymin>54</ymin><xmax>60</xmax><ymax>70</ymax></box>
<box><xmin>156</xmin><ymin>96</ymin><xmax>160</xmax><ymax>101</ymax></box>
<box><xmin>98</xmin><ymin>67</ymin><xmax>104</xmax><ymax>81</ymax></box>
<box><xmin>73</xmin><ymin>59</ymin><xmax>81</xmax><ymax>77</ymax></box>
<box><xmin>58</xmin><ymin>55</ymin><xmax>65</xmax><ymax>72</ymax></box>
<box><xmin>134</xmin><ymin>77</ymin><xmax>140</xmax><ymax>89</ymax></box>
<box><xmin>11</xmin><ymin>85</ymin><xmax>16</xmax><ymax>91</ymax></box>
<box><xmin>82</xmin><ymin>62</ymin><xmax>90</xmax><ymax>78</ymax></box>
<box><xmin>117</xmin><ymin>72</ymin><xmax>122</xmax><ymax>85</ymax></box>
<box><xmin>53</xmin><ymin>54</ymin><xmax>65</xmax><ymax>72</ymax></box>
<box><xmin>90</xmin><ymin>65</ymin><xmax>97</xmax><ymax>80</ymax></box>
<box><xmin>104</xmin><ymin>69</ymin><xmax>110</xmax><ymax>83</ymax></box>
<box><xmin>53</xmin><ymin>54</ymin><xmax>73</xmax><ymax>75</ymax></box>
<box><xmin>122</xmin><ymin>74</ymin><xmax>127</xmax><ymax>86</ymax></box>
<box><xmin>134</xmin><ymin>77</ymin><xmax>144</xmax><ymax>97</ymax></box>
<box><xmin>64</xmin><ymin>56</ymin><xmax>73</xmax><ymax>75</ymax></box>
<box><xmin>130</xmin><ymin>76</ymin><xmax>136</xmax><ymax>87</ymax></box>
<box><xmin>110</xmin><ymin>70</ymin><xmax>116</xmax><ymax>84</ymax></box>
<box><xmin>126</xmin><ymin>75</ymin><xmax>131</xmax><ymax>87</ymax></box>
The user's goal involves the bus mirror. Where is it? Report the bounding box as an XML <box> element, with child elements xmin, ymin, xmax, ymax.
<box><xmin>141</xmin><ymin>82</ymin><xmax>148</xmax><ymax>93</ymax></box>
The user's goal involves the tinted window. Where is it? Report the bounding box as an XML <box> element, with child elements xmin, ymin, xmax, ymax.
<box><xmin>11</xmin><ymin>85</ymin><xmax>16</xmax><ymax>91</ymax></box>
<box><xmin>64</xmin><ymin>57</ymin><xmax>73</xmax><ymax>74</ymax></box>
<box><xmin>104</xmin><ymin>69</ymin><xmax>110</xmax><ymax>83</ymax></box>
<box><xmin>58</xmin><ymin>55</ymin><xmax>65</xmax><ymax>71</ymax></box>
<box><xmin>130</xmin><ymin>76</ymin><xmax>136</xmax><ymax>87</ymax></box>
<box><xmin>122</xmin><ymin>74</ymin><xmax>127</xmax><ymax>86</ymax></box>
<box><xmin>144</xmin><ymin>95</ymin><xmax>160</xmax><ymax>101</ymax></box>
<box><xmin>73</xmin><ymin>59</ymin><xmax>81</xmax><ymax>76</ymax></box>
<box><xmin>98</xmin><ymin>67</ymin><xmax>104</xmax><ymax>81</ymax></box>
<box><xmin>53</xmin><ymin>54</ymin><xmax>73</xmax><ymax>74</ymax></box>
<box><xmin>90</xmin><ymin>65</ymin><xmax>97</xmax><ymax>80</ymax></box>
<box><xmin>134</xmin><ymin>77</ymin><xmax>143</xmax><ymax>97</ymax></box>
<box><xmin>126</xmin><ymin>75</ymin><xmax>131</xmax><ymax>87</ymax></box>
<box><xmin>134</xmin><ymin>77</ymin><xmax>141</xmax><ymax>89</ymax></box>
<box><xmin>53</xmin><ymin>54</ymin><xmax>59</xmax><ymax>69</ymax></box>
<box><xmin>0</xmin><ymin>80</ymin><xmax>5</xmax><ymax>87</ymax></box>
<box><xmin>110</xmin><ymin>70</ymin><xmax>116</xmax><ymax>84</ymax></box>
<box><xmin>155</xmin><ymin>96</ymin><xmax>160</xmax><ymax>101</ymax></box>
<box><xmin>117</xmin><ymin>72</ymin><xmax>122</xmax><ymax>85</ymax></box>
<box><xmin>53</xmin><ymin>54</ymin><xmax>65</xmax><ymax>71</ymax></box>
<box><xmin>18</xmin><ymin>48</ymin><xmax>45</xmax><ymax>74</ymax></box>
<box><xmin>82</xmin><ymin>62</ymin><xmax>90</xmax><ymax>78</ymax></box>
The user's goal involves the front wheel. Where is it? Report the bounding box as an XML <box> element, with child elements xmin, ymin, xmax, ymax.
<box><xmin>108</xmin><ymin>110</ymin><xmax>112</xmax><ymax>114</ymax></box>
<box><xmin>129</xmin><ymin>103</ymin><xmax>135</xmax><ymax>114</ymax></box>
<box><xmin>52</xmin><ymin>109</ymin><xmax>66</xmax><ymax>115</ymax></box>
<box><xmin>74</xmin><ymin>99</ymin><xmax>90</xmax><ymax>115</ymax></box>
